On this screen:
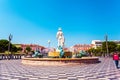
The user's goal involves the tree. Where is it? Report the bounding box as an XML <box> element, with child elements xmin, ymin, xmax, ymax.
<box><xmin>102</xmin><ymin>41</ymin><xmax>117</xmax><ymax>54</ymax></box>
<box><xmin>17</xmin><ymin>47</ymin><xmax>23</xmax><ymax>52</ymax></box>
<box><xmin>0</xmin><ymin>39</ymin><xmax>18</xmax><ymax>53</ymax></box>
<box><xmin>87</xmin><ymin>48</ymin><xmax>95</xmax><ymax>53</ymax></box>
<box><xmin>25</xmin><ymin>46</ymin><xmax>31</xmax><ymax>53</ymax></box>
<box><xmin>116</xmin><ymin>45</ymin><xmax>120</xmax><ymax>52</ymax></box>
<box><xmin>87</xmin><ymin>47</ymin><xmax>102</xmax><ymax>56</ymax></box>
<box><xmin>0</xmin><ymin>39</ymin><xmax>10</xmax><ymax>52</ymax></box>
<box><xmin>11</xmin><ymin>45</ymin><xmax>18</xmax><ymax>52</ymax></box>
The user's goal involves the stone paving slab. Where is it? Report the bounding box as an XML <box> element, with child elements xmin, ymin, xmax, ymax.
<box><xmin>0</xmin><ymin>58</ymin><xmax>120</xmax><ymax>80</ymax></box>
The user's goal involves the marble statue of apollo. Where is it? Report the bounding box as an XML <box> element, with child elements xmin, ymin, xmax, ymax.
<box><xmin>56</xmin><ymin>28</ymin><xmax>65</xmax><ymax>48</ymax></box>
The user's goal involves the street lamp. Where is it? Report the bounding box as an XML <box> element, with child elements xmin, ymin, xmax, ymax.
<box><xmin>8</xmin><ymin>34</ymin><xmax>13</xmax><ymax>59</ymax></box>
<box><xmin>48</xmin><ymin>40</ymin><xmax>51</xmax><ymax>52</ymax></box>
<box><xmin>105</xmin><ymin>34</ymin><xmax>109</xmax><ymax>57</ymax></box>
<box><xmin>48</xmin><ymin>40</ymin><xmax>51</xmax><ymax>48</ymax></box>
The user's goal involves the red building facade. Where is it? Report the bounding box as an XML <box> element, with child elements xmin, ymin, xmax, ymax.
<box><xmin>73</xmin><ymin>44</ymin><xmax>93</xmax><ymax>51</ymax></box>
<box><xmin>16</xmin><ymin>44</ymin><xmax>45</xmax><ymax>52</ymax></box>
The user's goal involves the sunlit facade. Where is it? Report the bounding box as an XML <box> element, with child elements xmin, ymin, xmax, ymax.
<box><xmin>91</xmin><ymin>40</ymin><xmax>120</xmax><ymax>49</ymax></box>
<box><xmin>73</xmin><ymin>44</ymin><xmax>93</xmax><ymax>51</ymax></box>
<box><xmin>14</xmin><ymin>44</ymin><xmax>45</xmax><ymax>52</ymax></box>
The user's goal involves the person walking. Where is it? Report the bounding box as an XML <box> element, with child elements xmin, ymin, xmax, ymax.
<box><xmin>113</xmin><ymin>52</ymin><xmax>119</xmax><ymax>69</ymax></box>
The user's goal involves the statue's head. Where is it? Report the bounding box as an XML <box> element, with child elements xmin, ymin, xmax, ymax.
<box><xmin>58</xmin><ymin>27</ymin><xmax>62</xmax><ymax>31</ymax></box>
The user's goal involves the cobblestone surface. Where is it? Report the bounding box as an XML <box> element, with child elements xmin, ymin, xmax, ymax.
<box><xmin>0</xmin><ymin>58</ymin><xmax>120</xmax><ymax>80</ymax></box>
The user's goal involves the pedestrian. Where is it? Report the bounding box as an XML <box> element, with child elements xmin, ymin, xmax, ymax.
<box><xmin>113</xmin><ymin>52</ymin><xmax>119</xmax><ymax>69</ymax></box>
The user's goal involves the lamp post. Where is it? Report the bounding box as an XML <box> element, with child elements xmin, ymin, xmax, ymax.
<box><xmin>105</xmin><ymin>34</ymin><xmax>109</xmax><ymax>57</ymax></box>
<box><xmin>8</xmin><ymin>34</ymin><xmax>13</xmax><ymax>59</ymax></box>
<box><xmin>48</xmin><ymin>40</ymin><xmax>51</xmax><ymax>52</ymax></box>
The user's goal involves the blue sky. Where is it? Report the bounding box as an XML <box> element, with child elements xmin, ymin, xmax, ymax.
<box><xmin>0</xmin><ymin>0</ymin><xmax>120</xmax><ymax>47</ymax></box>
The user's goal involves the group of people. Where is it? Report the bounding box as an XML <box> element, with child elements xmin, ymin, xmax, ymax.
<box><xmin>113</xmin><ymin>52</ymin><xmax>120</xmax><ymax>69</ymax></box>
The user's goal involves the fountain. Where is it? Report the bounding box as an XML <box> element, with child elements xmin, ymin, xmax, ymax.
<box><xmin>48</xmin><ymin>28</ymin><xmax>72</xmax><ymax>58</ymax></box>
<box><xmin>22</xmin><ymin>28</ymin><xmax>99</xmax><ymax>66</ymax></box>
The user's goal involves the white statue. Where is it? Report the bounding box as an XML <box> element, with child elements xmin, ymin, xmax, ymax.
<box><xmin>56</xmin><ymin>28</ymin><xmax>65</xmax><ymax>48</ymax></box>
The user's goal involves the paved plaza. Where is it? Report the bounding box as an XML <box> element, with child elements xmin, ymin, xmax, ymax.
<box><xmin>0</xmin><ymin>58</ymin><xmax>120</xmax><ymax>80</ymax></box>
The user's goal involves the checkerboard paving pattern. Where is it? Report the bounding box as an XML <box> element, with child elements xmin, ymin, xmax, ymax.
<box><xmin>0</xmin><ymin>58</ymin><xmax>120</xmax><ymax>80</ymax></box>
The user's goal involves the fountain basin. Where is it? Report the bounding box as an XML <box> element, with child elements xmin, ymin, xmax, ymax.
<box><xmin>22</xmin><ymin>57</ymin><xmax>99</xmax><ymax>66</ymax></box>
